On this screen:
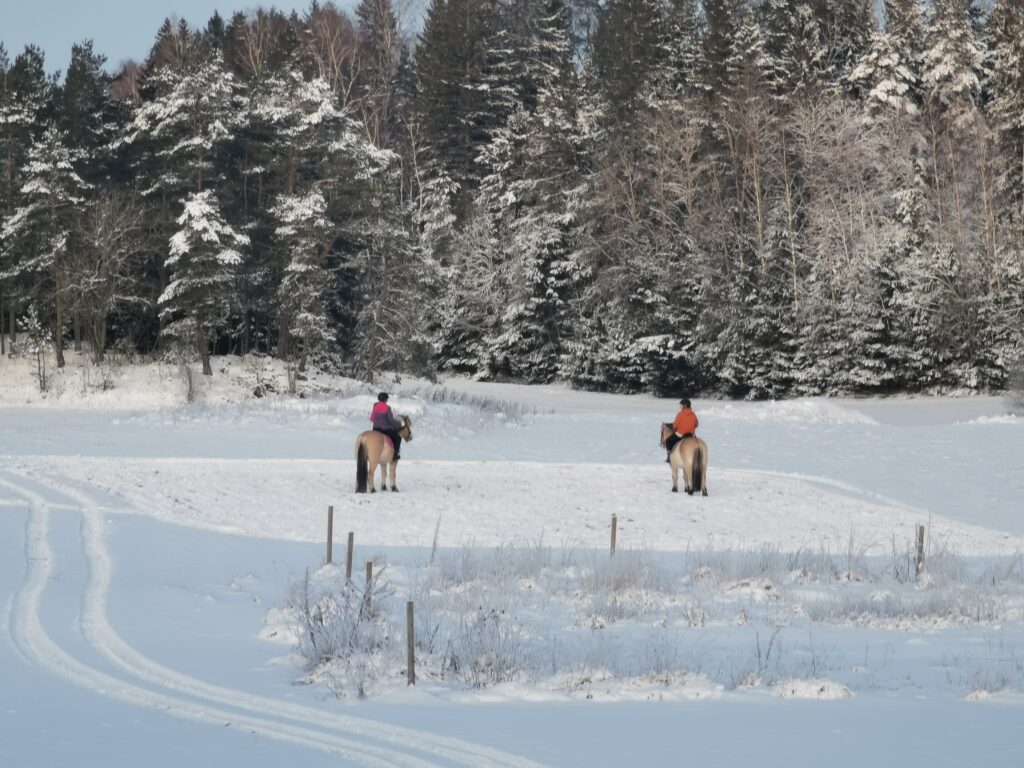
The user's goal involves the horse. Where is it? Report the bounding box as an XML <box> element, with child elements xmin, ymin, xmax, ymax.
<box><xmin>355</xmin><ymin>416</ymin><xmax>413</xmax><ymax>493</ymax></box>
<box><xmin>660</xmin><ymin>423</ymin><xmax>709</xmax><ymax>496</ymax></box>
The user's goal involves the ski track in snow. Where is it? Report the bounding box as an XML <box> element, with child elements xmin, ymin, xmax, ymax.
<box><xmin>0</xmin><ymin>472</ymin><xmax>548</xmax><ymax>768</ymax></box>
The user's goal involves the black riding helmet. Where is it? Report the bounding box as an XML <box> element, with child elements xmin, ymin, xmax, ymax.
<box><xmin>680</xmin><ymin>397</ymin><xmax>691</xmax><ymax>408</ymax></box>
<box><xmin>378</xmin><ymin>392</ymin><xmax>389</xmax><ymax>402</ymax></box>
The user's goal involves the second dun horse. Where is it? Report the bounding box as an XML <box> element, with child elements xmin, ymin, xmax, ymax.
<box><xmin>355</xmin><ymin>417</ymin><xmax>413</xmax><ymax>493</ymax></box>
<box><xmin>660</xmin><ymin>423</ymin><xmax>709</xmax><ymax>495</ymax></box>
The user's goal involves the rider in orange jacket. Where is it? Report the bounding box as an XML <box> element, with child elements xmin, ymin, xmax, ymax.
<box><xmin>666</xmin><ymin>398</ymin><xmax>698</xmax><ymax>462</ymax></box>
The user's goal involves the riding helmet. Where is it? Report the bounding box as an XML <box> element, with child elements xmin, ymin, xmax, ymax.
<box><xmin>378</xmin><ymin>392</ymin><xmax>389</xmax><ymax>402</ymax></box>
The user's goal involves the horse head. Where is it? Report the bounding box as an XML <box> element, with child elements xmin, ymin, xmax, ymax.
<box><xmin>399</xmin><ymin>415</ymin><xmax>413</xmax><ymax>441</ymax></box>
<box><xmin>659</xmin><ymin>422</ymin><xmax>673</xmax><ymax>448</ymax></box>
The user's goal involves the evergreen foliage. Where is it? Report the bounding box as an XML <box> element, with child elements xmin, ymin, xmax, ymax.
<box><xmin>0</xmin><ymin>1</ymin><xmax>1021</xmax><ymax>395</ymax></box>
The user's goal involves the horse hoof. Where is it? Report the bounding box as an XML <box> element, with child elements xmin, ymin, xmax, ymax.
<box><xmin>370</xmin><ymin>488</ymin><xmax>376</xmax><ymax>494</ymax></box>
<box><xmin>381</xmin><ymin>486</ymin><xmax>388</xmax><ymax>492</ymax></box>
<box><xmin>702</xmin><ymin>490</ymin><xmax>708</xmax><ymax>497</ymax></box>
<box><xmin>672</xmin><ymin>487</ymin><xmax>678</xmax><ymax>493</ymax></box>
<box><xmin>391</xmin><ymin>486</ymin><xmax>399</xmax><ymax>492</ymax></box>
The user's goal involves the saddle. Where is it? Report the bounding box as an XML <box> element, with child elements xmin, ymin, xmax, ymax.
<box><xmin>372</xmin><ymin>427</ymin><xmax>396</xmax><ymax>452</ymax></box>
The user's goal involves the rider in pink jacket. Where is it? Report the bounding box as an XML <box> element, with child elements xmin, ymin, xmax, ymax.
<box><xmin>371</xmin><ymin>393</ymin><xmax>402</xmax><ymax>459</ymax></box>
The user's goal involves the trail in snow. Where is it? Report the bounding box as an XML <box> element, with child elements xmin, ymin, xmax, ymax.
<box><xmin>1</xmin><ymin>473</ymin><xmax>548</xmax><ymax>768</ymax></box>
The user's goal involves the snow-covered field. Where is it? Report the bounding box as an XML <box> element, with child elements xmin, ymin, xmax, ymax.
<box><xmin>2</xmin><ymin>354</ymin><xmax>1023</xmax><ymax>767</ymax></box>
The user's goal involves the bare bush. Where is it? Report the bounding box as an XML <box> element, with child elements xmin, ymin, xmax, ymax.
<box><xmin>448</xmin><ymin>607</ymin><xmax>527</xmax><ymax>688</ymax></box>
<box><xmin>288</xmin><ymin>567</ymin><xmax>394</xmax><ymax>698</ymax></box>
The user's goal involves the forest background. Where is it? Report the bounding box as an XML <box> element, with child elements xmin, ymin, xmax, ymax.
<box><xmin>1</xmin><ymin>0</ymin><xmax>1023</xmax><ymax>398</ymax></box>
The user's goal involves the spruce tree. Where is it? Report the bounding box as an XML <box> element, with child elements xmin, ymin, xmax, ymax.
<box><xmin>270</xmin><ymin>190</ymin><xmax>334</xmax><ymax>374</ymax></box>
<box><xmin>986</xmin><ymin>0</ymin><xmax>1024</xmax><ymax>223</ymax></box>
<box><xmin>590</xmin><ymin>0</ymin><xmax>666</xmax><ymax>125</ymax></box>
<box><xmin>1</xmin><ymin>125</ymin><xmax>89</xmax><ymax>368</ymax></box>
<box><xmin>0</xmin><ymin>45</ymin><xmax>52</xmax><ymax>349</ymax></box>
<box><xmin>160</xmin><ymin>190</ymin><xmax>248</xmax><ymax>375</ymax></box>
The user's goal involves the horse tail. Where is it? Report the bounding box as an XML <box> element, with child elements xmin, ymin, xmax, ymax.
<box><xmin>692</xmin><ymin>445</ymin><xmax>704</xmax><ymax>494</ymax></box>
<box><xmin>355</xmin><ymin>438</ymin><xmax>368</xmax><ymax>493</ymax></box>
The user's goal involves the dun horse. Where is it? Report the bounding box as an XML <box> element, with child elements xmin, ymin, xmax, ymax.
<box><xmin>355</xmin><ymin>417</ymin><xmax>413</xmax><ymax>493</ymax></box>
<box><xmin>660</xmin><ymin>423</ymin><xmax>709</xmax><ymax>495</ymax></box>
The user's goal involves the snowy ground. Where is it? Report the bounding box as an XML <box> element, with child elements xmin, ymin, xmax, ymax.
<box><xmin>1</xmin><ymin>353</ymin><xmax>1023</xmax><ymax>766</ymax></box>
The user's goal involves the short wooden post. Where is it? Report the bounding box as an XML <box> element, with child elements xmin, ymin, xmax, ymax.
<box><xmin>346</xmin><ymin>531</ymin><xmax>354</xmax><ymax>580</ymax></box>
<box><xmin>362</xmin><ymin>561</ymin><xmax>374</xmax><ymax>618</ymax></box>
<box><xmin>915</xmin><ymin>524</ymin><xmax>926</xmax><ymax>579</ymax></box>
<box><xmin>406</xmin><ymin>601</ymin><xmax>416</xmax><ymax>686</ymax></box>
<box><xmin>326</xmin><ymin>506</ymin><xmax>334</xmax><ymax>564</ymax></box>
<box><xmin>610</xmin><ymin>514</ymin><xmax>618</xmax><ymax>555</ymax></box>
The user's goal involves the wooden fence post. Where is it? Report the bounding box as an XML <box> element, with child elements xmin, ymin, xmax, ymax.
<box><xmin>610</xmin><ymin>514</ymin><xmax>617</xmax><ymax>556</ymax></box>
<box><xmin>362</xmin><ymin>561</ymin><xmax>374</xmax><ymax>618</ymax></box>
<box><xmin>915</xmin><ymin>524</ymin><xmax>926</xmax><ymax>580</ymax></box>
<box><xmin>326</xmin><ymin>505</ymin><xmax>334</xmax><ymax>564</ymax></box>
<box><xmin>406</xmin><ymin>601</ymin><xmax>416</xmax><ymax>686</ymax></box>
<box><xmin>346</xmin><ymin>531</ymin><xmax>354</xmax><ymax>580</ymax></box>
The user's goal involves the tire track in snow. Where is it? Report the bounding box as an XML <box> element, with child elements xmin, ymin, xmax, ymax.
<box><xmin>0</xmin><ymin>476</ymin><xmax>442</xmax><ymax>768</ymax></box>
<box><xmin>4</xmin><ymin>472</ymin><xmax>548</xmax><ymax>768</ymax></box>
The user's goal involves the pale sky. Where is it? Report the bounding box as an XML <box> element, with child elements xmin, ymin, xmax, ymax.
<box><xmin>0</xmin><ymin>0</ymin><xmax>359</xmax><ymax>76</ymax></box>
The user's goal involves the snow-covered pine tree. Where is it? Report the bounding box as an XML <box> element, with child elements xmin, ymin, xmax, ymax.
<box><xmin>433</xmin><ymin>202</ymin><xmax>501</xmax><ymax>375</ymax></box>
<box><xmin>699</xmin><ymin>0</ymin><xmax>739</xmax><ymax>103</ymax></box>
<box><xmin>59</xmin><ymin>40</ymin><xmax>121</xmax><ymax>352</ymax></box>
<box><xmin>919</xmin><ymin>0</ymin><xmax>988</xmax><ymax>386</ymax></box>
<box><xmin>922</xmin><ymin>0</ymin><xmax>984</xmax><ymax>118</ymax></box>
<box><xmin>244</xmin><ymin>69</ymin><xmax>386</xmax><ymax>362</ymax></box>
<box><xmin>415</xmin><ymin>0</ymin><xmax>510</xmax><ymax>222</ymax></box>
<box><xmin>1</xmin><ymin>124</ymin><xmax>88</xmax><ymax>369</ymax></box>
<box><xmin>812</xmin><ymin>0</ymin><xmax>874</xmax><ymax>85</ymax></box>
<box><xmin>984</xmin><ymin>0</ymin><xmax>1024</xmax><ymax>381</ymax></box>
<box><xmin>888</xmin><ymin>187</ymin><xmax>942</xmax><ymax>389</ymax></box>
<box><xmin>468</xmin><ymin>0</ymin><xmax>583</xmax><ymax>383</ymax></box>
<box><xmin>763</xmin><ymin>0</ymin><xmax>830</xmax><ymax>104</ymax></box>
<box><xmin>590</xmin><ymin>0</ymin><xmax>667</xmax><ymax>125</ymax></box>
<box><xmin>849</xmin><ymin>0</ymin><xmax>925</xmax><ymax>115</ymax></box>
<box><xmin>126</xmin><ymin>50</ymin><xmax>241</xmax><ymax>196</ymax></box>
<box><xmin>986</xmin><ymin>0</ymin><xmax>1024</xmax><ymax>225</ymax></box>
<box><xmin>0</xmin><ymin>44</ymin><xmax>52</xmax><ymax>353</ymax></box>
<box><xmin>355</xmin><ymin>0</ymin><xmax>401</xmax><ymax>148</ymax></box>
<box><xmin>700</xmin><ymin>9</ymin><xmax>800</xmax><ymax>397</ymax></box>
<box><xmin>160</xmin><ymin>190</ymin><xmax>248</xmax><ymax>375</ymax></box>
<box><xmin>270</xmin><ymin>189</ymin><xmax>334</xmax><ymax>377</ymax></box>
<box><xmin>59</xmin><ymin>41</ymin><xmax>111</xmax><ymax>176</ymax></box>
<box><xmin>663</xmin><ymin>0</ymin><xmax>702</xmax><ymax>97</ymax></box>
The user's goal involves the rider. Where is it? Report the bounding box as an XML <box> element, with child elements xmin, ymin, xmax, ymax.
<box><xmin>371</xmin><ymin>392</ymin><xmax>403</xmax><ymax>460</ymax></box>
<box><xmin>666</xmin><ymin>397</ymin><xmax>699</xmax><ymax>462</ymax></box>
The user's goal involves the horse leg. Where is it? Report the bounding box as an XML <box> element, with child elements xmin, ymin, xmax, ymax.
<box><xmin>671</xmin><ymin>462</ymin><xmax>679</xmax><ymax>493</ymax></box>
<box><xmin>701</xmin><ymin>445</ymin><xmax>709</xmax><ymax>496</ymax></box>
<box><xmin>369</xmin><ymin>460</ymin><xmax>377</xmax><ymax>493</ymax></box>
<box><xmin>390</xmin><ymin>461</ymin><xmax>398</xmax><ymax>492</ymax></box>
<box><xmin>379</xmin><ymin>462</ymin><xmax>388</xmax><ymax>492</ymax></box>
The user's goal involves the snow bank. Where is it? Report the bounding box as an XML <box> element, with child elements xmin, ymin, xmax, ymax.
<box><xmin>774</xmin><ymin>679</ymin><xmax>853</xmax><ymax>700</ymax></box>
<box><xmin>701</xmin><ymin>399</ymin><xmax>878</xmax><ymax>425</ymax></box>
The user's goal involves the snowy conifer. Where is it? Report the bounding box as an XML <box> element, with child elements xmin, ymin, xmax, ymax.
<box><xmin>271</xmin><ymin>190</ymin><xmax>334</xmax><ymax>371</ymax></box>
<box><xmin>1</xmin><ymin>125</ymin><xmax>89</xmax><ymax>368</ymax></box>
<box><xmin>160</xmin><ymin>190</ymin><xmax>248</xmax><ymax>375</ymax></box>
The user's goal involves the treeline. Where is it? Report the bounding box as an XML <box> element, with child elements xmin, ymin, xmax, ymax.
<box><xmin>1</xmin><ymin>0</ymin><xmax>1022</xmax><ymax>396</ymax></box>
